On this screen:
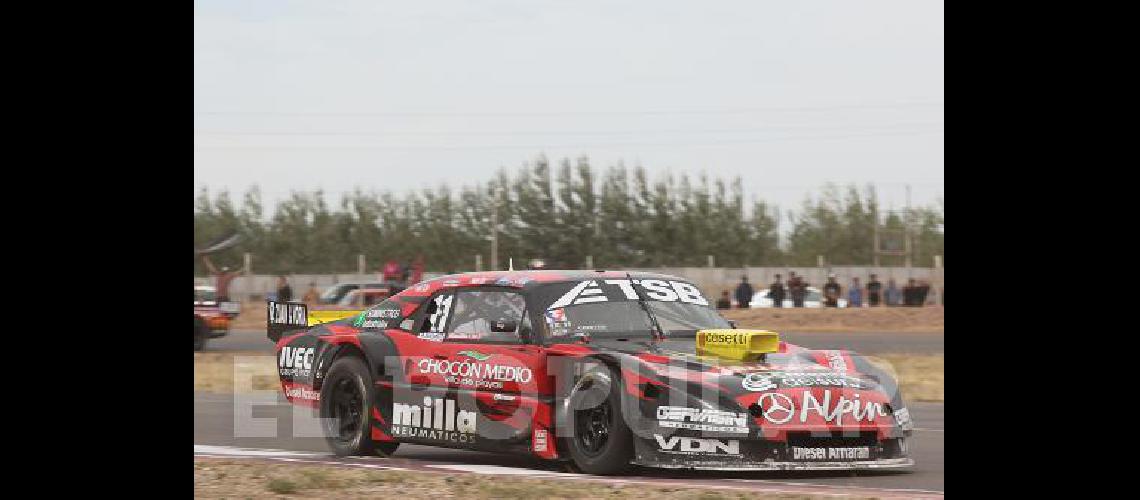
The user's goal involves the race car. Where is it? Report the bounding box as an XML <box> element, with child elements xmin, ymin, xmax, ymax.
<box><xmin>194</xmin><ymin>285</ymin><xmax>239</xmax><ymax>351</ymax></box>
<box><xmin>267</xmin><ymin>270</ymin><xmax>914</xmax><ymax>473</ymax></box>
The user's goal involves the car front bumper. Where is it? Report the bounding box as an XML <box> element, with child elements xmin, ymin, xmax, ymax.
<box><xmin>635</xmin><ymin>457</ymin><xmax>914</xmax><ymax>471</ymax></box>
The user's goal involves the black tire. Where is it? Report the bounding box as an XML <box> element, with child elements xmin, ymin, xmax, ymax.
<box><xmin>564</xmin><ymin>365</ymin><xmax>633</xmax><ymax>475</ymax></box>
<box><xmin>319</xmin><ymin>356</ymin><xmax>400</xmax><ymax>457</ymax></box>
<box><xmin>194</xmin><ymin>319</ymin><xmax>208</xmax><ymax>351</ymax></box>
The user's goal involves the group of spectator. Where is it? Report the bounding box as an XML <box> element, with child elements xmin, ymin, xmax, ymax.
<box><xmin>716</xmin><ymin>272</ymin><xmax>935</xmax><ymax>309</ymax></box>
<box><xmin>274</xmin><ymin>276</ymin><xmax>327</xmax><ymax>304</ymax></box>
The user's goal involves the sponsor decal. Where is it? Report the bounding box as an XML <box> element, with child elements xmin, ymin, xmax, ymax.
<box><xmin>653</xmin><ymin>435</ymin><xmax>740</xmax><ymax>456</ymax></box>
<box><xmin>285</xmin><ymin>386</ymin><xmax>320</xmax><ymax>401</ymax></box>
<box><xmin>758</xmin><ymin>390</ymin><xmax>889</xmax><ymax>425</ymax></box>
<box><xmin>742</xmin><ymin>373</ymin><xmax>779</xmax><ymax>392</ymax></box>
<box><xmin>545</xmin><ymin>307</ymin><xmax>566</xmax><ymax>322</ymax></box>
<box><xmin>418</xmin><ymin>331</ymin><xmax>446</xmax><ymax>342</ymax></box>
<box><xmin>757</xmin><ymin>392</ymin><xmax>795</xmax><ymax>424</ymax></box>
<box><xmin>792</xmin><ymin>446</ymin><xmax>870</xmax><ymax>461</ymax></box>
<box><xmin>742</xmin><ymin>372</ymin><xmax>866</xmax><ymax>392</ymax></box>
<box><xmin>268</xmin><ymin>302</ymin><xmax>307</xmax><ymax>326</ymax></box>
<box><xmin>354</xmin><ymin>307</ymin><xmax>399</xmax><ymax>328</ymax></box>
<box><xmin>544</xmin><ymin>307</ymin><xmax>573</xmax><ymax>337</ymax></box>
<box><xmin>894</xmin><ymin>408</ymin><xmax>914</xmax><ymax>431</ymax></box>
<box><xmin>656</xmin><ymin>406</ymin><xmax>749</xmax><ymax>434</ymax></box>
<box><xmin>278</xmin><ymin>347</ymin><xmax>315</xmax><ymax>377</ymax></box>
<box><xmin>548</xmin><ymin>279</ymin><xmax>710</xmax><ymax>309</ymax></box>
<box><xmin>826</xmin><ymin>351</ymin><xmax>848</xmax><ymax>372</ymax></box>
<box><xmin>457</xmin><ymin>349</ymin><xmax>491</xmax><ymax>361</ymax></box>
<box><xmin>391</xmin><ymin>396</ymin><xmax>478</xmax><ymax>443</ymax></box>
<box><xmin>417</xmin><ymin>357</ymin><xmax>533</xmax><ymax>389</ymax></box>
<box><xmin>703</xmin><ymin>332</ymin><xmax>749</xmax><ymax>345</ymax></box>
<box><xmin>533</xmin><ymin>429</ymin><xmax>548</xmax><ymax>452</ymax></box>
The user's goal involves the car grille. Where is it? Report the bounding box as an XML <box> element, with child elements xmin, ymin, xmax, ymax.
<box><xmin>785</xmin><ymin>430</ymin><xmax>879</xmax><ymax>447</ymax></box>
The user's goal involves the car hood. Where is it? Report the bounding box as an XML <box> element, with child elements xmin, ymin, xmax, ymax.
<box><xmin>578</xmin><ymin>336</ymin><xmax>891</xmax><ymax>400</ymax></box>
<box><xmin>575</xmin><ymin>337</ymin><xmax>904</xmax><ymax>432</ymax></box>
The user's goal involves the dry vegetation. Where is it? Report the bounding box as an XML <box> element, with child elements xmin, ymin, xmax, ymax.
<box><xmin>866</xmin><ymin>354</ymin><xmax>944</xmax><ymax>402</ymax></box>
<box><xmin>194</xmin><ymin>458</ymin><xmax>862</xmax><ymax>499</ymax></box>
<box><xmin>195</xmin><ymin>352</ymin><xmax>279</xmax><ymax>393</ymax></box>
<box><xmin>720</xmin><ymin>307</ymin><xmax>943</xmax><ymax>333</ymax></box>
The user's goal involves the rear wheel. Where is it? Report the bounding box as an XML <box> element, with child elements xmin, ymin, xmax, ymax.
<box><xmin>319</xmin><ymin>356</ymin><xmax>399</xmax><ymax>457</ymax></box>
<box><xmin>564</xmin><ymin>366</ymin><xmax>633</xmax><ymax>475</ymax></box>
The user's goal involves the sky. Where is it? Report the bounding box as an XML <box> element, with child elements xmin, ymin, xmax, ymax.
<box><xmin>194</xmin><ymin>0</ymin><xmax>943</xmax><ymax>216</ymax></box>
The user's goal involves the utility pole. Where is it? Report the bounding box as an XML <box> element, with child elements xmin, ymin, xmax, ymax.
<box><xmin>490</xmin><ymin>188</ymin><xmax>500</xmax><ymax>271</ymax></box>
<box><xmin>904</xmin><ymin>184</ymin><xmax>912</xmax><ymax>270</ymax></box>
<box><xmin>872</xmin><ymin>201</ymin><xmax>880</xmax><ymax>267</ymax></box>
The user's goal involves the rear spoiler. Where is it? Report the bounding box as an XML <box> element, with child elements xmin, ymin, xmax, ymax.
<box><xmin>267</xmin><ymin>301</ymin><xmax>308</xmax><ymax>343</ymax></box>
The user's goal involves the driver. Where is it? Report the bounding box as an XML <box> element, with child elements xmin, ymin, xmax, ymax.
<box><xmin>449</xmin><ymin>292</ymin><xmax>523</xmax><ymax>339</ymax></box>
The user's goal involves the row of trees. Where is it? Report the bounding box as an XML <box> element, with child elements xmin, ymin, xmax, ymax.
<box><xmin>193</xmin><ymin>156</ymin><xmax>944</xmax><ymax>275</ymax></box>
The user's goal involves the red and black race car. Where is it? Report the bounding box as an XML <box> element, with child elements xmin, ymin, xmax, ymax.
<box><xmin>267</xmin><ymin>270</ymin><xmax>914</xmax><ymax>474</ymax></box>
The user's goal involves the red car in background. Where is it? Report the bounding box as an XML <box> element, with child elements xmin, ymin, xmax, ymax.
<box><xmin>194</xmin><ymin>285</ymin><xmax>239</xmax><ymax>351</ymax></box>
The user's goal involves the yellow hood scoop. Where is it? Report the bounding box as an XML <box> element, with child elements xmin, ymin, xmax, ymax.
<box><xmin>308</xmin><ymin>308</ymin><xmax>363</xmax><ymax>326</ymax></box>
<box><xmin>696</xmin><ymin>329</ymin><xmax>781</xmax><ymax>362</ymax></box>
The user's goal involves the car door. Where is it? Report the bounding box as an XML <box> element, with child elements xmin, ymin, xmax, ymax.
<box><xmin>431</xmin><ymin>287</ymin><xmax>545</xmax><ymax>447</ymax></box>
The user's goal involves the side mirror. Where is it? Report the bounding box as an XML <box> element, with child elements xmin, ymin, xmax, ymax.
<box><xmin>491</xmin><ymin>319</ymin><xmax>518</xmax><ymax>333</ymax></box>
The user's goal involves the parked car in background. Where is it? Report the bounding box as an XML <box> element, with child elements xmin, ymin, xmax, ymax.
<box><xmin>305</xmin><ymin>284</ymin><xmax>407</xmax><ymax>326</ymax></box>
<box><xmin>194</xmin><ymin>285</ymin><xmax>239</xmax><ymax>350</ymax></box>
<box><xmin>750</xmin><ymin>286</ymin><xmax>847</xmax><ymax>308</ymax></box>
<box><xmin>336</xmin><ymin>287</ymin><xmax>401</xmax><ymax>308</ymax></box>
<box><xmin>318</xmin><ymin>282</ymin><xmax>407</xmax><ymax>305</ymax></box>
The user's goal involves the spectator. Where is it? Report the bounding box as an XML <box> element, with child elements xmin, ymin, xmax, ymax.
<box><xmin>200</xmin><ymin>255</ymin><xmax>244</xmax><ymax>302</ymax></box>
<box><xmin>788</xmin><ymin>272</ymin><xmax>807</xmax><ymax>308</ymax></box>
<box><xmin>409</xmin><ymin>255</ymin><xmax>425</xmax><ymax>285</ymax></box>
<box><xmin>866</xmin><ymin>274</ymin><xmax>883</xmax><ymax>307</ymax></box>
<box><xmin>769</xmin><ymin>274</ymin><xmax>786</xmax><ymax>308</ymax></box>
<box><xmin>277</xmin><ymin>275</ymin><xmax>294</xmax><ymax>303</ymax></box>
<box><xmin>734</xmin><ymin>276</ymin><xmax>754</xmax><ymax>309</ymax></box>
<box><xmin>382</xmin><ymin>260</ymin><xmax>402</xmax><ymax>282</ymax></box>
<box><xmin>715</xmin><ymin>291</ymin><xmax>732</xmax><ymax>310</ymax></box>
<box><xmin>885</xmin><ymin>278</ymin><xmax>902</xmax><ymax>306</ymax></box>
<box><xmin>848</xmin><ymin>277</ymin><xmax>863</xmax><ymax>308</ymax></box>
<box><xmin>822</xmin><ymin>274</ymin><xmax>842</xmax><ymax>308</ymax></box>
<box><xmin>917</xmin><ymin>279</ymin><xmax>931</xmax><ymax>306</ymax></box>
<box><xmin>302</xmin><ymin>282</ymin><xmax>321</xmax><ymax>304</ymax></box>
<box><xmin>902</xmin><ymin>278</ymin><xmax>919</xmax><ymax>306</ymax></box>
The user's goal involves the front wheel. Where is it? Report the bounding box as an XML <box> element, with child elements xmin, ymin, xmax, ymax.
<box><xmin>320</xmin><ymin>356</ymin><xmax>399</xmax><ymax>456</ymax></box>
<box><xmin>564</xmin><ymin>366</ymin><xmax>633</xmax><ymax>475</ymax></box>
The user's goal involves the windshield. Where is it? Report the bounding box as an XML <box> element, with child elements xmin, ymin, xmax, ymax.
<box><xmin>534</xmin><ymin>279</ymin><xmax>730</xmax><ymax>343</ymax></box>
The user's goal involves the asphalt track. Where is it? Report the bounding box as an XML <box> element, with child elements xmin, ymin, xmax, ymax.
<box><xmin>194</xmin><ymin>391</ymin><xmax>944</xmax><ymax>496</ymax></box>
<box><xmin>207</xmin><ymin>328</ymin><xmax>944</xmax><ymax>355</ymax></box>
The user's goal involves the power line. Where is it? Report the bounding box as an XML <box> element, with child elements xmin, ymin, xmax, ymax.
<box><xmin>193</xmin><ymin>121</ymin><xmax>943</xmax><ymax>137</ymax></box>
<box><xmin>193</xmin><ymin>101</ymin><xmax>944</xmax><ymax>118</ymax></box>
<box><xmin>193</xmin><ymin>129</ymin><xmax>943</xmax><ymax>151</ymax></box>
